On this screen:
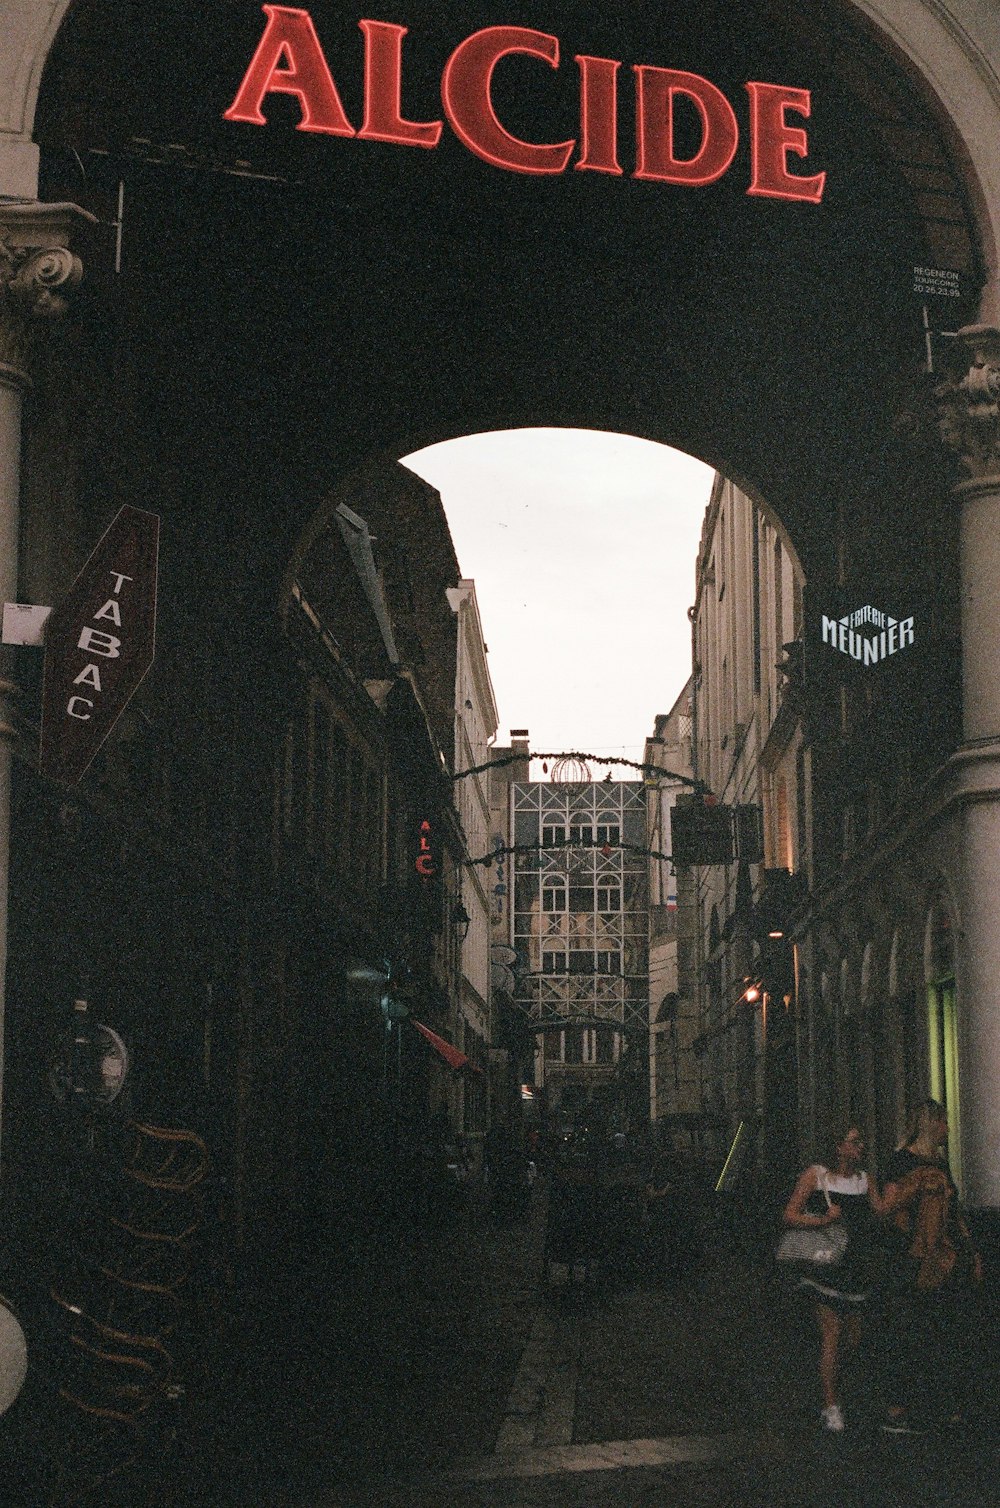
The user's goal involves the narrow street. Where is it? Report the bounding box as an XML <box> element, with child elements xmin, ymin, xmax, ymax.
<box><xmin>147</xmin><ymin>1183</ymin><xmax>998</xmax><ymax>1508</ymax></box>
<box><xmin>3</xmin><ymin>8</ymin><xmax>1000</xmax><ymax>1508</ymax></box>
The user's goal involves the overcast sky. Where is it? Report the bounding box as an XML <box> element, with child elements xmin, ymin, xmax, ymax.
<box><xmin>402</xmin><ymin>429</ymin><xmax>715</xmax><ymax>772</ymax></box>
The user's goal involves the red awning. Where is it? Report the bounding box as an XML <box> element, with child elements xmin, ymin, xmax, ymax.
<box><xmin>410</xmin><ymin>1019</ymin><xmax>468</xmax><ymax>1070</ymax></box>
<box><xmin>410</xmin><ymin>1019</ymin><xmax>483</xmax><ymax>1073</ymax></box>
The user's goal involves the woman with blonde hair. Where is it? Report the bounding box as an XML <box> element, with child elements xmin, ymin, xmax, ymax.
<box><xmin>880</xmin><ymin>1098</ymin><xmax>982</xmax><ymax>1434</ymax></box>
<box><xmin>782</xmin><ymin>1122</ymin><xmax>887</xmax><ymax>1433</ymax></box>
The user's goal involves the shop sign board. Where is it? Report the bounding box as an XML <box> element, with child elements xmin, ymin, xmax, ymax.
<box><xmin>40</xmin><ymin>507</ymin><xmax>159</xmax><ymax>786</ymax></box>
<box><xmin>820</xmin><ymin>604</ymin><xmax>915</xmax><ymax>667</ymax></box>
<box><xmin>415</xmin><ymin>817</ymin><xmax>436</xmax><ymax>876</ymax></box>
<box><xmin>225</xmin><ymin>9</ymin><xmax>826</xmax><ymax>202</ymax></box>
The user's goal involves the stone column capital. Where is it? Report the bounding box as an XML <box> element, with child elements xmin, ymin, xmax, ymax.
<box><xmin>0</xmin><ymin>200</ymin><xmax>98</xmax><ymax>387</ymax></box>
<box><xmin>934</xmin><ymin>324</ymin><xmax>1000</xmax><ymax>490</ymax></box>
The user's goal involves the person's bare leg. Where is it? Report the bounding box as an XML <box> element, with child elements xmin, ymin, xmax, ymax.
<box><xmin>816</xmin><ymin>1303</ymin><xmax>841</xmax><ymax>1409</ymax></box>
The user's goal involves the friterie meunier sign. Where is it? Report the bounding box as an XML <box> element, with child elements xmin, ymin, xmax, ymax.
<box><xmin>225</xmin><ymin>7</ymin><xmax>827</xmax><ymax>202</ymax></box>
<box><xmin>821</xmin><ymin>605</ymin><xmax>915</xmax><ymax>668</ymax></box>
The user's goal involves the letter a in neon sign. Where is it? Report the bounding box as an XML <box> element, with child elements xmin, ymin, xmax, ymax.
<box><xmin>223</xmin><ymin>4</ymin><xmax>355</xmax><ymax>135</ymax></box>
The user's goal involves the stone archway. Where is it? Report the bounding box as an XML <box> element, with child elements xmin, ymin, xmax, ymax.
<box><xmin>3</xmin><ymin>1</ymin><xmax>1000</xmax><ymax>1218</ymax></box>
<box><xmin>0</xmin><ymin>1</ymin><xmax>995</xmax><ymax>291</ymax></box>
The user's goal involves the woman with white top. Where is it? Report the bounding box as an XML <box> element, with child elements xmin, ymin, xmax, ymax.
<box><xmin>782</xmin><ymin>1124</ymin><xmax>887</xmax><ymax>1432</ymax></box>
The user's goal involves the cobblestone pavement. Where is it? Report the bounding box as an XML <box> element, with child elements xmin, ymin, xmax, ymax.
<box><xmin>304</xmin><ymin>1194</ymin><xmax>998</xmax><ymax>1508</ymax></box>
<box><xmin>55</xmin><ymin>1183</ymin><xmax>998</xmax><ymax>1507</ymax></box>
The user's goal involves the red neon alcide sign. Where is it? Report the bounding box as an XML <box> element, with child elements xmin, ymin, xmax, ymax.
<box><xmin>224</xmin><ymin>8</ymin><xmax>826</xmax><ymax>202</ymax></box>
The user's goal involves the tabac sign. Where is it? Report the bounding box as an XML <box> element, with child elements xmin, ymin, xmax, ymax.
<box><xmin>40</xmin><ymin>507</ymin><xmax>159</xmax><ymax>785</ymax></box>
<box><xmin>225</xmin><ymin>8</ymin><xmax>826</xmax><ymax>202</ymax></box>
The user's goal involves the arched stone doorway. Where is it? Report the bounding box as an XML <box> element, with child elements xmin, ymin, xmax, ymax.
<box><xmin>19</xmin><ymin>2</ymin><xmax>989</xmax><ymax>586</ymax></box>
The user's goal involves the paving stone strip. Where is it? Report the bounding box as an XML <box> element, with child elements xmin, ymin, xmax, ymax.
<box><xmin>494</xmin><ymin>1304</ymin><xmax>583</xmax><ymax>1452</ymax></box>
<box><xmin>449</xmin><ymin>1430</ymin><xmax>783</xmax><ymax>1482</ymax></box>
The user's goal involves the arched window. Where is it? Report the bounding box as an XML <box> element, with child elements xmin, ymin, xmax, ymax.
<box><xmin>815</xmin><ymin>963</ymin><xmax>836</xmax><ymax>1135</ymax></box>
<box><xmin>860</xmin><ymin>942</ymin><xmax>874</xmax><ymax>1009</ymax></box>
<box><xmin>926</xmin><ymin>900</ymin><xmax>955</xmax><ymax>983</ymax></box>
<box><xmin>820</xmin><ymin>966</ymin><xmax>832</xmax><ymax>1016</ymax></box>
<box><xmin>925</xmin><ymin>894</ymin><xmax>962</xmax><ymax>1192</ymax></box>
<box><xmin>887</xmin><ymin>928</ymin><xmax>900</xmax><ymax>998</ymax></box>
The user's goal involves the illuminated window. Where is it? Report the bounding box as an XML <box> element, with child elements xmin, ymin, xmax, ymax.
<box><xmin>775</xmin><ymin>776</ymin><xmax>793</xmax><ymax>869</ymax></box>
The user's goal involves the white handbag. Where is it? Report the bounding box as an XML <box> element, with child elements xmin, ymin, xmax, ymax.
<box><xmin>775</xmin><ymin>1172</ymin><xmax>848</xmax><ymax>1267</ymax></box>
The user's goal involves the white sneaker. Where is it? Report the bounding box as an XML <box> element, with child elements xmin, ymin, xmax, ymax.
<box><xmin>820</xmin><ymin>1404</ymin><xmax>845</xmax><ymax>1432</ymax></box>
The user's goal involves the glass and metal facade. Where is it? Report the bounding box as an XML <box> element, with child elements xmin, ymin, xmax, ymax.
<box><xmin>511</xmin><ymin>782</ymin><xmax>649</xmax><ymax>1079</ymax></box>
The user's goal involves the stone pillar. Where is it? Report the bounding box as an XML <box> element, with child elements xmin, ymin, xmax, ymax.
<box><xmin>935</xmin><ymin>325</ymin><xmax>1000</xmax><ymax>1211</ymax></box>
<box><xmin>0</xmin><ymin>200</ymin><xmax>94</xmax><ymax>1172</ymax></box>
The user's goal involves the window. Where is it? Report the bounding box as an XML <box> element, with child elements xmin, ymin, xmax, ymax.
<box><xmin>310</xmin><ymin>698</ymin><xmax>330</xmax><ymax>856</ymax></box>
<box><xmin>775</xmin><ymin>776</ymin><xmax>793</xmax><ymax>870</ymax></box>
<box><xmin>328</xmin><ymin>725</ymin><xmax>346</xmax><ymax>868</ymax></box>
<box><xmin>595</xmin><ymin>950</ymin><xmax>620</xmax><ymax>975</ymax></box>
<box><xmin>541</xmin><ymin>948</ymin><xmax>566</xmax><ymax>975</ymax></box>
<box><xmin>345</xmin><ymin>743</ymin><xmax>359</xmax><ymax>858</ymax></box>
<box><xmin>283</xmin><ymin>709</ymin><xmax>308</xmax><ymax>843</ymax></box>
<box><xmin>597</xmin><ymin>880</ymin><xmax>620</xmax><ymax>912</ymax></box>
<box><xmin>569</xmin><ymin>823</ymin><xmax>593</xmax><ymax>844</ymax></box>
<box><xmin>364</xmin><ymin>769</ymin><xmax>381</xmax><ymax>881</ymax></box>
<box><xmin>542</xmin><ymin>822</ymin><xmax>566</xmax><ymax>846</ymax></box>
<box><xmin>594</xmin><ymin>1030</ymin><xmax>614</xmax><ymax>1064</ymax></box>
<box><xmin>563</xmin><ymin>1029</ymin><xmax>583</xmax><ymax>1065</ymax></box>
<box><xmin>595</xmin><ymin>824</ymin><xmax>620</xmax><ymax>846</ymax></box>
<box><xmin>542</xmin><ymin>879</ymin><xmax>566</xmax><ymax>913</ymax></box>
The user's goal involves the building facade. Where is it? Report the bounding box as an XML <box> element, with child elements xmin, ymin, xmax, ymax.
<box><xmin>446</xmin><ymin>578</ymin><xmax>498</xmax><ymax>1152</ymax></box>
<box><xmin>684</xmin><ymin>463</ymin><xmax>984</xmax><ymax>1207</ymax></box>
<box><xmin>681</xmin><ymin>476</ymin><xmax>808</xmax><ymax>1183</ymax></box>
<box><xmin>644</xmin><ymin>685</ymin><xmax>705</xmax><ymax>1147</ymax></box>
<box><xmin>276</xmin><ymin>466</ymin><xmax>473</xmax><ymax>1234</ymax></box>
<box><xmin>508</xmin><ymin>758</ymin><xmax>649</xmax><ymax>1131</ymax></box>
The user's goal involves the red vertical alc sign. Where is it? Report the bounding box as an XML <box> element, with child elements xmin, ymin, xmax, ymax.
<box><xmin>40</xmin><ymin>506</ymin><xmax>159</xmax><ymax>785</ymax></box>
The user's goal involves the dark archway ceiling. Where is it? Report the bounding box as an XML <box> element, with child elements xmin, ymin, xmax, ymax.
<box><xmin>33</xmin><ymin>1</ymin><xmax>983</xmax><ymax>596</ymax></box>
